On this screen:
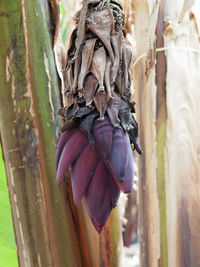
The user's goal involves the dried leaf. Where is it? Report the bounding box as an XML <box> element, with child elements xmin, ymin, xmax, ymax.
<box><xmin>122</xmin><ymin>40</ymin><xmax>132</xmax><ymax>90</ymax></box>
<box><xmin>90</xmin><ymin>47</ymin><xmax>107</xmax><ymax>93</ymax></box>
<box><xmin>83</xmin><ymin>74</ymin><xmax>98</xmax><ymax>106</ymax></box>
<box><xmin>104</xmin><ymin>57</ymin><xmax>114</xmax><ymax>100</ymax></box>
<box><xmin>78</xmin><ymin>38</ymin><xmax>97</xmax><ymax>91</ymax></box>
<box><xmin>87</xmin><ymin>7</ymin><xmax>115</xmax><ymax>62</ymax></box>
<box><xmin>106</xmin><ymin>91</ymin><xmax>121</xmax><ymax>127</ymax></box>
<box><xmin>71</xmin><ymin>1</ymin><xmax>89</xmax><ymax>62</ymax></box>
<box><xmin>94</xmin><ymin>91</ymin><xmax>108</xmax><ymax>121</ymax></box>
<box><xmin>111</xmin><ymin>31</ymin><xmax>122</xmax><ymax>83</ymax></box>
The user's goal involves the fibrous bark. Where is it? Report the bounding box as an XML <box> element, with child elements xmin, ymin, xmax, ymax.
<box><xmin>133</xmin><ymin>0</ymin><xmax>200</xmax><ymax>266</ymax></box>
<box><xmin>0</xmin><ymin>1</ymin><xmax>84</xmax><ymax>266</ymax></box>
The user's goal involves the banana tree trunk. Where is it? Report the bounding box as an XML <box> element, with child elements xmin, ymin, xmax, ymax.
<box><xmin>0</xmin><ymin>1</ymin><xmax>122</xmax><ymax>266</ymax></box>
<box><xmin>133</xmin><ymin>0</ymin><xmax>200</xmax><ymax>266</ymax></box>
<box><xmin>0</xmin><ymin>1</ymin><xmax>82</xmax><ymax>266</ymax></box>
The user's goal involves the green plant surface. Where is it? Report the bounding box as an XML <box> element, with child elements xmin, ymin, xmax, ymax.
<box><xmin>60</xmin><ymin>3</ymin><xmax>69</xmax><ymax>43</ymax></box>
<box><xmin>0</xmin><ymin>146</ymin><xmax>18</xmax><ymax>267</ymax></box>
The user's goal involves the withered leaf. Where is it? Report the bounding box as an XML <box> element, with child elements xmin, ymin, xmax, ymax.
<box><xmin>94</xmin><ymin>90</ymin><xmax>108</xmax><ymax>121</ymax></box>
<box><xmin>78</xmin><ymin>38</ymin><xmax>97</xmax><ymax>91</ymax></box>
<box><xmin>122</xmin><ymin>40</ymin><xmax>132</xmax><ymax>91</ymax></box>
<box><xmin>111</xmin><ymin>31</ymin><xmax>122</xmax><ymax>83</ymax></box>
<box><xmin>90</xmin><ymin>47</ymin><xmax>106</xmax><ymax>93</ymax></box>
<box><xmin>87</xmin><ymin>7</ymin><xmax>115</xmax><ymax>62</ymax></box>
<box><xmin>72</xmin><ymin>55</ymin><xmax>81</xmax><ymax>94</ymax></box>
<box><xmin>106</xmin><ymin>91</ymin><xmax>121</xmax><ymax>127</ymax></box>
<box><xmin>104</xmin><ymin>57</ymin><xmax>114</xmax><ymax>100</ymax></box>
<box><xmin>83</xmin><ymin>74</ymin><xmax>98</xmax><ymax>106</ymax></box>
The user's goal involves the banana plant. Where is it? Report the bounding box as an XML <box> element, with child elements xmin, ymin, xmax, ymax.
<box><xmin>0</xmin><ymin>145</ymin><xmax>18</xmax><ymax>267</ymax></box>
<box><xmin>0</xmin><ymin>0</ymin><xmax>122</xmax><ymax>266</ymax></box>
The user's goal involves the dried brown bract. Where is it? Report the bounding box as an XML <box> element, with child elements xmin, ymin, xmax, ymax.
<box><xmin>83</xmin><ymin>74</ymin><xmax>98</xmax><ymax>106</ymax></box>
<box><xmin>59</xmin><ymin>0</ymin><xmax>141</xmax><ymax>153</ymax></box>
<box><xmin>78</xmin><ymin>38</ymin><xmax>97</xmax><ymax>92</ymax></box>
<box><xmin>90</xmin><ymin>46</ymin><xmax>107</xmax><ymax>93</ymax></box>
<box><xmin>87</xmin><ymin>7</ymin><xmax>115</xmax><ymax>62</ymax></box>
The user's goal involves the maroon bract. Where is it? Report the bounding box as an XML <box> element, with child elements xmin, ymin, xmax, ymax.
<box><xmin>56</xmin><ymin>116</ymin><xmax>133</xmax><ymax>232</ymax></box>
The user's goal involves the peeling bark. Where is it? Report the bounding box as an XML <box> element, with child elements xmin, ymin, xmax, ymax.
<box><xmin>0</xmin><ymin>1</ymin><xmax>82</xmax><ymax>266</ymax></box>
<box><xmin>133</xmin><ymin>0</ymin><xmax>200</xmax><ymax>266</ymax></box>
